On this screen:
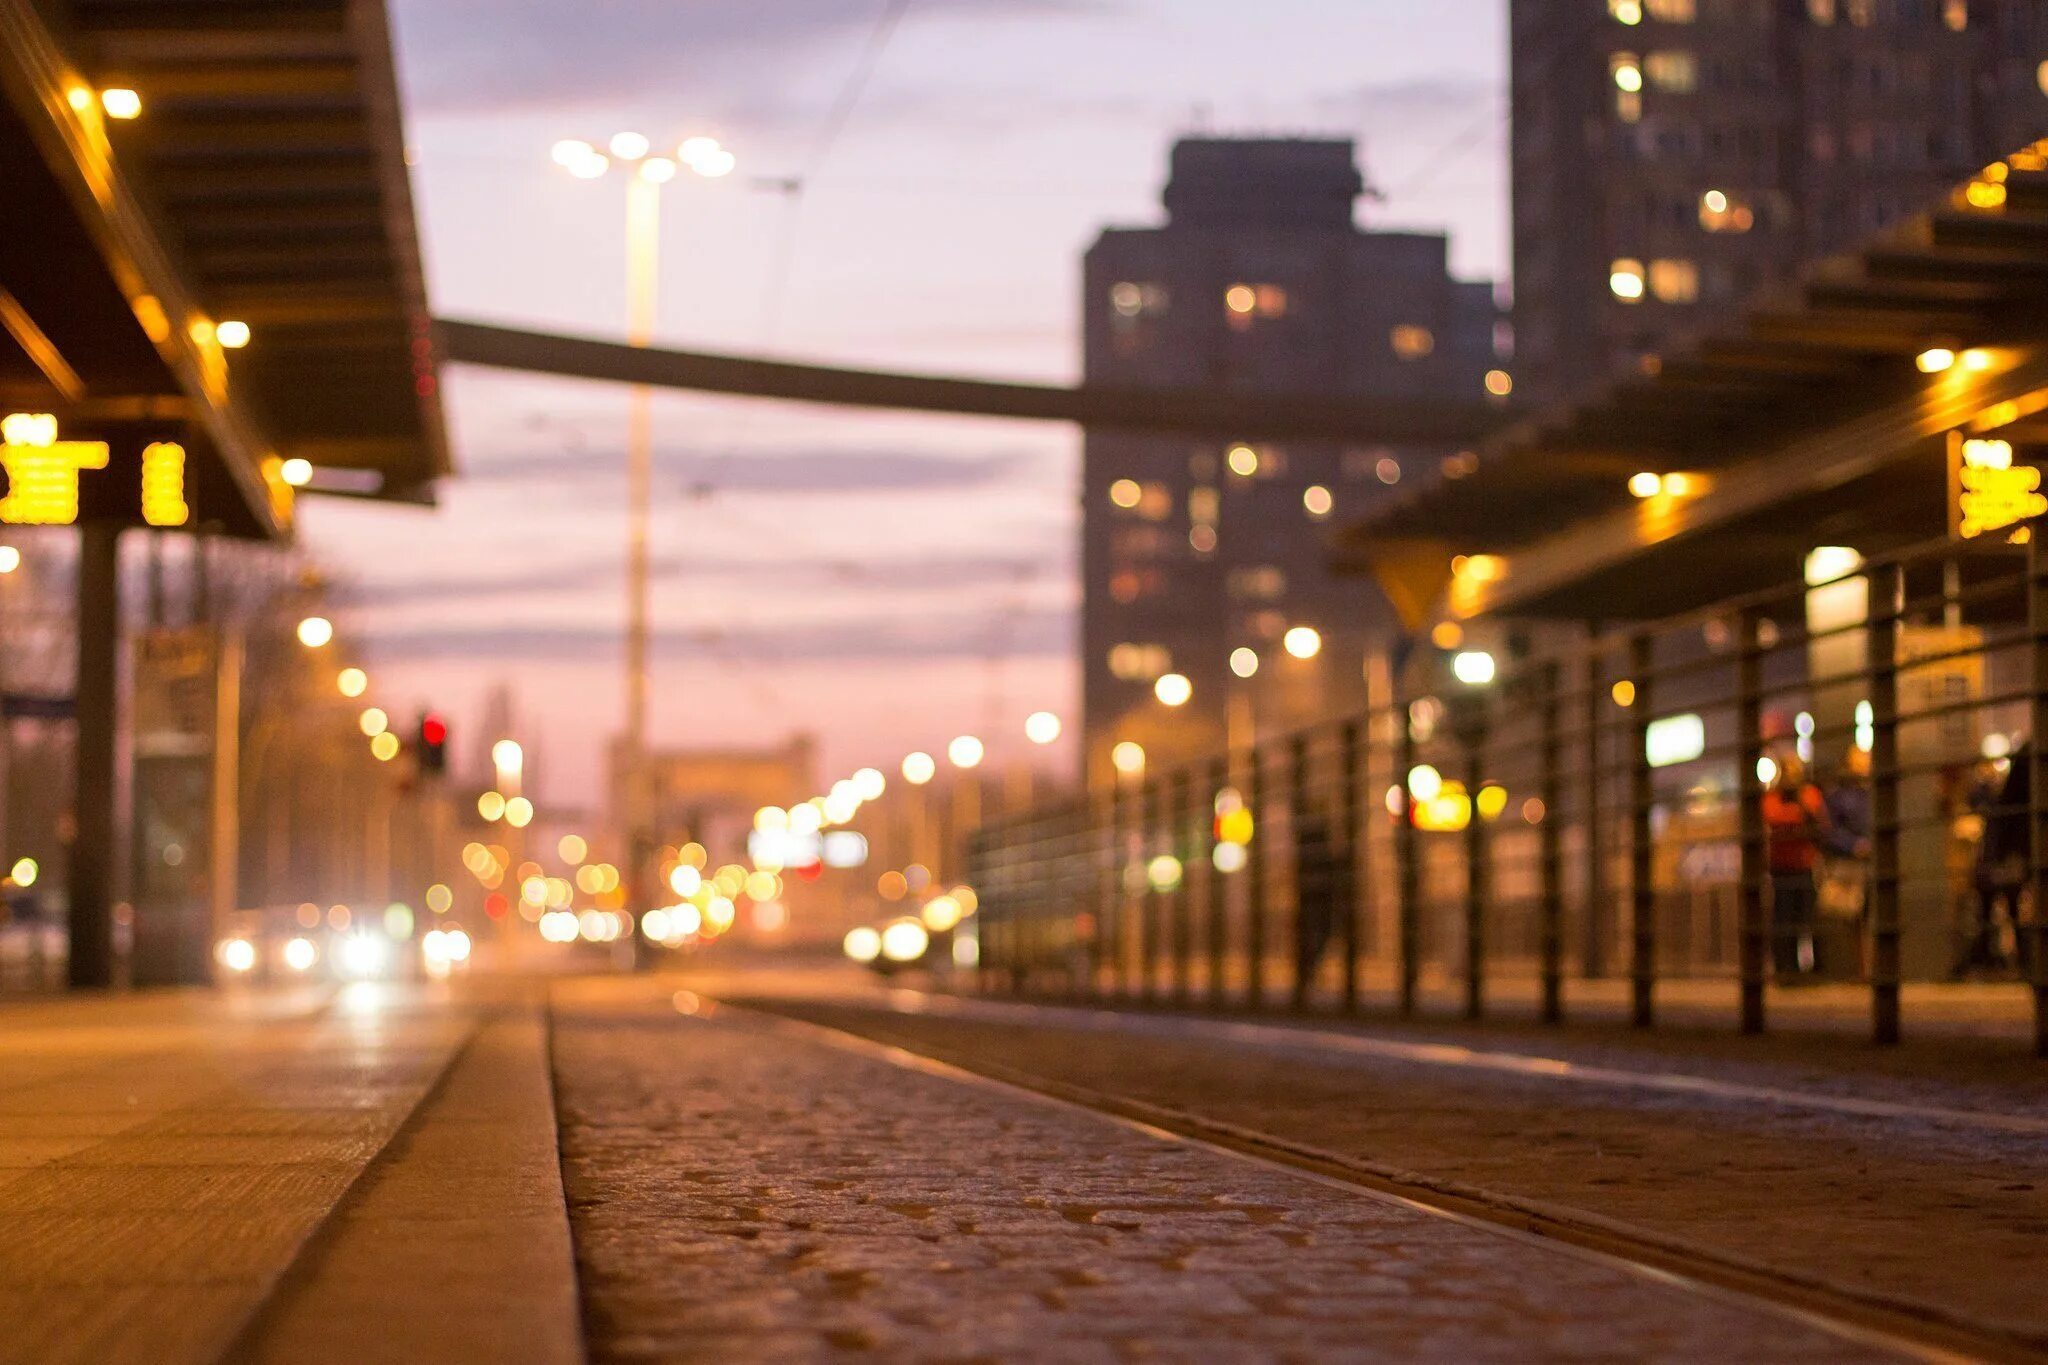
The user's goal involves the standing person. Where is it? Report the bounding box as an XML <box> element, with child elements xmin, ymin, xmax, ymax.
<box><xmin>1292</xmin><ymin>800</ymin><xmax>1347</xmax><ymax>1005</ymax></box>
<box><xmin>1819</xmin><ymin>748</ymin><xmax>1873</xmax><ymax>976</ymax></box>
<box><xmin>1962</xmin><ymin>743</ymin><xmax>2029</xmax><ymax>976</ymax></box>
<box><xmin>1763</xmin><ymin>754</ymin><xmax>1829</xmax><ymax>979</ymax></box>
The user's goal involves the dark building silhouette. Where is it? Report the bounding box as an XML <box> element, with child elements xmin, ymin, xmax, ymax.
<box><xmin>1080</xmin><ymin>138</ymin><xmax>1502</xmax><ymax>785</ymax></box>
<box><xmin>1512</xmin><ymin>0</ymin><xmax>2048</xmax><ymax>405</ymax></box>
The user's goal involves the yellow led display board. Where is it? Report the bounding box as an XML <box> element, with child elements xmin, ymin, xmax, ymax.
<box><xmin>0</xmin><ymin>413</ymin><xmax>109</xmax><ymax>526</ymax></box>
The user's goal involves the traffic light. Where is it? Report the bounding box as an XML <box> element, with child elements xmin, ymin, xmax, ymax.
<box><xmin>418</xmin><ymin>711</ymin><xmax>449</xmax><ymax>775</ymax></box>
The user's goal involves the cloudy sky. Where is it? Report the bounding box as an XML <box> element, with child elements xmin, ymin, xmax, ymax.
<box><xmin>303</xmin><ymin>0</ymin><xmax>1508</xmax><ymax>807</ymax></box>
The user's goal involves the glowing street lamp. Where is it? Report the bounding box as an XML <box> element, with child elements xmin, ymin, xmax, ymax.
<box><xmin>1024</xmin><ymin>711</ymin><xmax>1063</xmax><ymax>745</ymax></box>
<box><xmin>903</xmin><ymin>751</ymin><xmax>937</xmax><ymax>785</ymax></box>
<box><xmin>296</xmin><ymin>616</ymin><xmax>334</xmax><ymax>648</ymax></box>
<box><xmin>552</xmin><ymin>128</ymin><xmax>738</xmax><ymax>903</ymax></box>
<box><xmin>948</xmin><ymin>736</ymin><xmax>985</xmax><ymax>769</ymax></box>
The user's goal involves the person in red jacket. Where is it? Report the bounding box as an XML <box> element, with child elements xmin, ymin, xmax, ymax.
<box><xmin>1763</xmin><ymin>754</ymin><xmax>1830</xmax><ymax>978</ymax></box>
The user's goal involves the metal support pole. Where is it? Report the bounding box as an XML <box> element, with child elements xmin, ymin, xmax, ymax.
<box><xmin>1463</xmin><ymin>726</ymin><xmax>1487</xmax><ymax>1021</ymax></box>
<box><xmin>1138</xmin><ymin>776</ymin><xmax>1157</xmax><ymax>1005</ymax></box>
<box><xmin>1289</xmin><ymin>732</ymin><xmax>1312</xmax><ymax>1011</ymax></box>
<box><xmin>1171</xmin><ymin>768</ymin><xmax>1192</xmax><ymax>1005</ymax></box>
<box><xmin>1539</xmin><ymin>662</ymin><xmax>1565</xmax><ymax>1024</ymax></box>
<box><xmin>1104</xmin><ymin>785</ymin><xmax>1125</xmax><ymax>999</ymax></box>
<box><xmin>1207</xmin><ymin>755</ymin><xmax>1229</xmax><ymax>1008</ymax></box>
<box><xmin>1629</xmin><ymin>631</ymin><xmax>1656</xmax><ymax>1028</ymax></box>
<box><xmin>1397</xmin><ymin>705</ymin><xmax>1420</xmax><ymax>1017</ymax></box>
<box><xmin>1583</xmin><ymin>630</ymin><xmax>1608</xmax><ymax>978</ymax></box>
<box><xmin>68</xmin><ymin>522</ymin><xmax>120</xmax><ymax>990</ymax></box>
<box><xmin>1737</xmin><ymin>607</ymin><xmax>1768</xmax><ymax>1035</ymax></box>
<box><xmin>1340</xmin><ymin>719</ymin><xmax>1364</xmax><ymax>1014</ymax></box>
<box><xmin>1869</xmin><ymin>566</ymin><xmax>1903</xmax><ymax>1045</ymax></box>
<box><xmin>2028</xmin><ymin>540</ymin><xmax>2048</xmax><ymax>1057</ymax></box>
<box><xmin>1246</xmin><ymin>745</ymin><xmax>1268</xmax><ymax>1011</ymax></box>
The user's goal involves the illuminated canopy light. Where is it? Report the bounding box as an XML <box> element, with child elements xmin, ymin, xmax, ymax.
<box><xmin>1025</xmin><ymin>711</ymin><xmax>1063</xmax><ymax>745</ymax></box>
<box><xmin>1407</xmin><ymin>764</ymin><xmax>1444</xmax><ymax>802</ymax></box>
<box><xmin>216</xmin><ymin>320</ymin><xmax>251</xmax><ymax>349</ymax></box>
<box><xmin>296</xmin><ymin>616</ymin><xmax>334</xmax><ymax>648</ymax></box>
<box><xmin>1451</xmin><ymin>651</ymin><xmax>1497</xmax><ymax>686</ymax></box>
<box><xmin>609</xmin><ymin>131</ymin><xmax>651</xmax><ymax>160</ymax></box>
<box><xmin>505</xmin><ymin>797</ymin><xmax>534</xmax><ymax>828</ymax></box>
<box><xmin>1917</xmin><ymin>347</ymin><xmax>1957</xmax><ymax>374</ymax></box>
<box><xmin>1283</xmin><ymin>626</ymin><xmax>1322</xmax><ymax>660</ymax></box>
<box><xmin>639</xmin><ymin>157</ymin><xmax>677</xmax><ymax>184</ymax></box>
<box><xmin>902</xmin><ymin>751</ymin><xmax>937</xmax><ymax>785</ymax></box>
<box><xmin>337</xmin><ymin>667</ymin><xmax>368</xmax><ymax>698</ymax></box>
<box><xmin>492</xmin><ymin>739</ymin><xmax>525</xmax><ymax>774</ymax></box>
<box><xmin>948</xmin><ymin>735</ymin><xmax>985</xmax><ymax>769</ymax></box>
<box><xmin>1111</xmin><ymin>741</ymin><xmax>1146</xmax><ymax>776</ymax></box>
<box><xmin>1154</xmin><ymin>672</ymin><xmax>1193</xmax><ymax>707</ymax></box>
<box><xmin>1629</xmin><ymin>471</ymin><xmax>1664</xmax><ymax>498</ymax></box>
<box><xmin>279</xmin><ymin>457</ymin><xmax>313</xmax><ymax>486</ymax></box>
<box><xmin>1230</xmin><ymin>647</ymin><xmax>1260</xmax><ymax>679</ymax></box>
<box><xmin>100</xmin><ymin>88</ymin><xmax>141</xmax><ymax>119</ymax></box>
<box><xmin>0</xmin><ymin>547</ymin><xmax>18</xmax><ymax>573</ymax></box>
<box><xmin>1646</xmin><ymin>713</ymin><xmax>1707</xmax><ymax>768</ymax></box>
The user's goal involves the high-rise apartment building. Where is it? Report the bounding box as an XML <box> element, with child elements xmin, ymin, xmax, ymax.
<box><xmin>1513</xmin><ymin>0</ymin><xmax>2048</xmax><ymax>404</ymax></box>
<box><xmin>1080</xmin><ymin>139</ymin><xmax>1501</xmax><ymax>784</ymax></box>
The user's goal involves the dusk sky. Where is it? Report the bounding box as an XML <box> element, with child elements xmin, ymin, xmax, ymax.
<box><xmin>303</xmin><ymin>0</ymin><xmax>1508</xmax><ymax>808</ymax></box>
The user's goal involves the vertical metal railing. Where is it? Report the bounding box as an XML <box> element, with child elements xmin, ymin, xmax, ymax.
<box><xmin>963</xmin><ymin>533</ymin><xmax>2048</xmax><ymax>1057</ymax></box>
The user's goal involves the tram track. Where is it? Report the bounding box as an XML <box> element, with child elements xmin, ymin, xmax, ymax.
<box><xmin>729</xmin><ymin>995</ymin><xmax>2048</xmax><ymax>1364</ymax></box>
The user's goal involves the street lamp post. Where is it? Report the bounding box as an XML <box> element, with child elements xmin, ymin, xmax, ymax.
<box><xmin>551</xmin><ymin>132</ymin><xmax>735</xmax><ymax>901</ymax></box>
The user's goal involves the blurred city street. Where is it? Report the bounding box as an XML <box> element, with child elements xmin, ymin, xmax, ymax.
<box><xmin>7</xmin><ymin>0</ymin><xmax>2048</xmax><ymax>1356</ymax></box>
<box><xmin>6</xmin><ymin>960</ymin><xmax>2048</xmax><ymax>1361</ymax></box>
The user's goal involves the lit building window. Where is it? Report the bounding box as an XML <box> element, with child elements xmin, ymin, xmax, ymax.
<box><xmin>1645</xmin><ymin>51</ymin><xmax>1696</xmax><ymax>93</ymax></box>
<box><xmin>1808</xmin><ymin>0</ymin><xmax>1835</xmax><ymax>22</ymax></box>
<box><xmin>1610</xmin><ymin>258</ymin><xmax>1647</xmax><ymax>301</ymax></box>
<box><xmin>1188</xmin><ymin>486</ymin><xmax>1219</xmax><ymax>525</ymax></box>
<box><xmin>1646</xmin><ymin>0</ymin><xmax>1695</xmax><ymax>19</ymax></box>
<box><xmin>1225</xmin><ymin>283</ymin><xmax>1287</xmax><ymax>328</ymax></box>
<box><xmin>1228</xmin><ymin>566</ymin><xmax>1287</xmax><ymax>601</ymax></box>
<box><xmin>1108</xmin><ymin>643</ymin><xmax>1171</xmax><ymax>681</ymax></box>
<box><xmin>1649</xmin><ymin>258</ymin><xmax>1699</xmax><ymax>303</ymax></box>
<box><xmin>1616</xmin><ymin>89</ymin><xmax>1642</xmax><ymax>124</ymax></box>
<box><xmin>1699</xmin><ymin>189</ymin><xmax>1754</xmax><ymax>233</ymax></box>
<box><xmin>1944</xmin><ymin>0</ymin><xmax>1967</xmax><ymax>30</ymax></box>
<box><xmin>1135</xmin><ymin>483</ymin><xmax>1174</xmax><ymax>521</ymax></box>
<box><xmin>1390</xmin><ymin>324</ymin><xmax>1435</xmax><ymax>360</ymax></box>
<box><xmin>1110</xmin><ymin>281</ymin><xmax>1169</xmax><ymax>320</ymax></box>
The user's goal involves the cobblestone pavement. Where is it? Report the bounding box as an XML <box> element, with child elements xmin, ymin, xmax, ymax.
<box><xmin>725</xmin><ymin>981</ymin><xmax>2048</xmax><ymax>1350</ymax></box>
<box><xmin>550</xmin><ymin>977</ymin><xmax>1895</xmax><ymax>1363</ymax></box>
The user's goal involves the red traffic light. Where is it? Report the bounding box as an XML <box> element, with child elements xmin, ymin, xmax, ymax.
<box><xmin>421</xmin><ymin>713</ymin><xmax>448</xmax><ymax>746</ymax></box>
